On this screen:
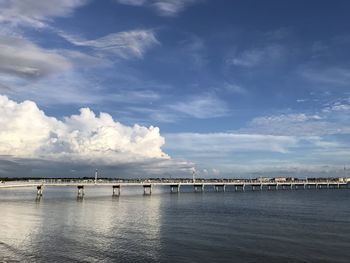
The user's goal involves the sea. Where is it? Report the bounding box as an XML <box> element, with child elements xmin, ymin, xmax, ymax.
<box><xmin>0</xmin><ymin>186</ymin><xmax>349</xmax><ymax>262</ymax></box>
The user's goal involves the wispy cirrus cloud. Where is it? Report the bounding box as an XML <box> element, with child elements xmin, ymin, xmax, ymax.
<box><xmin>222</xmin><ymin>83</ymin><xmax>247</xmax><ymax>95</ymax></box>
<box><xmin>60</xmin><ymin>30</ymin><xmax>159</xmax><ymax>59</ymax></box>
<box><xmin>0</xmin><ymin>32</ymin><xmax>111</xmax><ymax>96</ymax></box>
<box><xmin>179</xmin><ymin>35</ymin><xmax>208</xmax><ymax>69</ymax></box>
<box><xmin>247</xmin><ymin>113</ymin><xmax>327</xmax><ymax>136</ymax></box>
<box><xmin>165</xmin><ymin>132</ymin><xmax>299</xmax><ymax>154</ymax></box>
<box><xmin>168</xmin><ymin>94</ymin><xmax>229</xmax><ymax>119</ymax></box>
<box><xmin>6</xmin><ymin>70</ymin><xmax>163</xmax><ymax>107</ymax></box>
<box><xmin>0</xmin><ymin>2</ymin><xmax>159</xmax><ymax>103</ymax></box>
<box><xmin>228</xmin><ymin>44</ymin><xmax>285</xmax><ymax>67</ymax></box>
<box><xmin>245</xmin><ymin>98</ymin><xmax>350</xmax><ymax>136</ymax></box>
<box><xmin>163</xmin><ymin>131</ymin><xmax>349</xmax><ymax>177</ymax></box>
<box><xmin>301</xmin><ymin>66</ymin><xmax>350</xmax><ymax>86</ymax></box>
<box><xmin>126</xmin><ymin>93</ymin><xmax>230</xmax><ymax>123</ymax></box>
<box><xmin>251</xmin><ymin>113</ymin><xmax>322</xmax><ymax>126</ymax></box>
<box><xmin>0</xmin><ymin>34</ymin><xmax>72</xmax><ymax>80</ymax></box>
<box><xmin>323</xmin><ymin>99</ymin><xmax>350</xmax><ymax>113</ymax></box>
<box><xmin>0</xmin><ymin>1</ymin><xmax>110</xmax><ymax>93</ymax></box>
<box><xmin>0</xmin><ymin>0</ymin><xmax>88</xmax><ymax>27</ymax></box>
<box><xmin>116</xmin><ymin>0</ymin><xmax>147</xmax><ymax>6</ymax></box>
<box><xmin>116</xmin><ymin>0</ymin><xmax>199</xmax><ymax>16</ymax></box>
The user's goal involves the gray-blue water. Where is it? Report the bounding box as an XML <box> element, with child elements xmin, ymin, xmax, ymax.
<box><xmin>0</xmin><ymin>186</ymin><xmax>349</xmax><ymax>262</ymax></box>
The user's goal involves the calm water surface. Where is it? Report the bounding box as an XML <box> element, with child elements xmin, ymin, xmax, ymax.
<box><xmin>0</xmin><ymin>187</ymin><xmax>349</xmax><ymax>262</ymax></box>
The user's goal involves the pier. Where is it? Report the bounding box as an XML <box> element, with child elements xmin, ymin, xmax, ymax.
<box><xmin>0</xmin><ymin>178</ymin><xmax>349</xmax><ymax>198</ymax></box>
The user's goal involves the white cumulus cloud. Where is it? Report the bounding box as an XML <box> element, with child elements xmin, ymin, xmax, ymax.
<box><xmin>0</xmin><ymin>95</ymin><xmax>169</xmax><ymax>163</ymax></box>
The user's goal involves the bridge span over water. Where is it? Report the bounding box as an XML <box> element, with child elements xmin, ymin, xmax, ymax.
<box><xmin>1</xmin><ymin>179</ymin><xmax>349</xmax><ymax>198</ymax></box>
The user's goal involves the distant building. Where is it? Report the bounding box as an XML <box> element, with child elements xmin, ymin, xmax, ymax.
<box><xmin>258</xmin><ymin>177</ymin><xmax>273</xmax><ymax>182</ymax></box>
<box><xmin>274</xmin><ymin>177</ymin><xmax>295</xmax><ymax>182</ymax></box>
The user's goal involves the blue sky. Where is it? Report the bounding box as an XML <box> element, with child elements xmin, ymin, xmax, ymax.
<box><xmin>0</xmin><ymin>0</ymin><xmax>350</xmax><ymax>178</ymax></box>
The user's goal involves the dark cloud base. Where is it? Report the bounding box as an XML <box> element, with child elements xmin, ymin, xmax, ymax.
<box><xmin>0</xmin><ymin>156</ymin><xmax>193</xmax><ymax>179</ymax></box>
<box><xmin>0</xmin><ymin>156</ymin><xmax>346</xmax><ymax>179</ymax></box>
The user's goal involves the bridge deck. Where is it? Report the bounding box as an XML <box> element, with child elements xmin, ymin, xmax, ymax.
<box><xmin>0</xmin><ymin>181</ymin><xmax>348</xmax><ymax>189</ymax></box>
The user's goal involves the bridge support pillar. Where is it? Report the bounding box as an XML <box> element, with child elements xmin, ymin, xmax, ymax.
<box><xmin>234</xmin><ymin>184</ymin><xmax>245</xmax><ymax>192</ymax></box>
<box><xmin>267</xmin><ymin>184</ymin><xmax>277</xmax><ymax>190</ymax></box>
<box><xmin>113</xmin><ymin>185</ymin><xmax>120</xmax><ymax>196</ymax></box>
<box><xmin>77</xmin><ymin>185</ymin><xmax>84</xmax><ymax>198</ymax></box>
<box><xmin>214</xmin><ymin>184</ymin><xmax>225</xmax><ymax>192</ymax></box>
<box><xmin>252</xmin><ymin>185</ymin><xmax>261</xmax><ymax>191</ymax></box>
<box><xmin>36</xmin><ymin>185</ymin><xmax>43</xmax><ymax>197</ymax></box>
<box><xmin>143</xmin><ymin>184</ymin><xmax>152</xmax><ymax>195</ymax></box>
<box><xmin>295</xmin><ymin>184</ymin><xmax>302</xmax><ymax>190</ymax></box>
<box><xmin>194</xmin><ymin>184</ymin><xmax>204</xmax><ymax>193</ymax></box>
<box><xmin>170</xmin><ymin>184</ymin><xmax>180</xmax><ymax>193</ymax></box>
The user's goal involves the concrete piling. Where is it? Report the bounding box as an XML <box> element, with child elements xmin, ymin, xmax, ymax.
<box><xmin>112</xmin><ymin>185</ymin><xmax>120</xmax><ymax>196</ymax></box>
<box><xmin>36</xmin><ymin>185</ymin><xmax>43</xmax><ymax>197</ymax></box>
<box><xmin>214</xmin><ymin>184</ymin><xmax>225</xmax><ymax>192</ymax></box>
<box><xmin>77</xmin><ymin>185</ymin><xmax>84</xmax><ymax>198</ymax></box>
<box><xmin>194</xmin><ymin>184</ymin><xmax>204</xmax><ymax>192</ymax></box>
<box><xmin>170</xmin><ymin>184</ymin><xmax>180</xmax><ymax>193</ymax></box>
<box><xmin>143</xmin><ymin>184</ymin><xmax>152</xmax><ymax>195</ymax></box>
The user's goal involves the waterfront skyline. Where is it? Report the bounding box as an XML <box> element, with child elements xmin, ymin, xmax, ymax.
<box><xmin>0</xmin><ymin>1</ymin><xmax>350</xmax><ymax>178</ymax></box>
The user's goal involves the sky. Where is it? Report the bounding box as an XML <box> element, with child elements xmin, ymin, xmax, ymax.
<box><xmin>0</xmin><ymin>0</ymin><xmax>350</xmax><ymax>178</ymax></box>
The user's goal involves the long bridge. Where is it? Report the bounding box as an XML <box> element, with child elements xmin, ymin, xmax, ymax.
<box><xmin>1</xmin><ymin>178</ymin><xmax>349</xmax><ymax>198</ymax></box>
